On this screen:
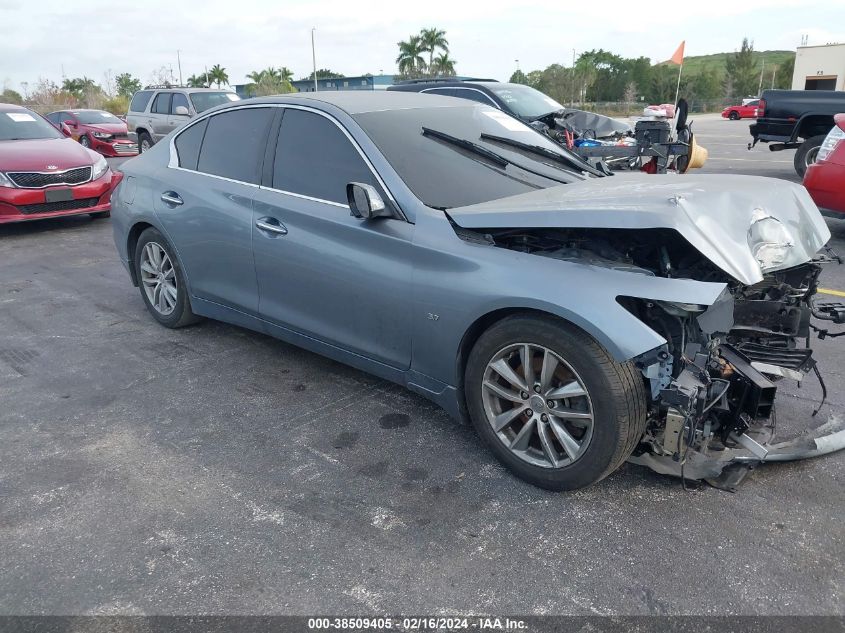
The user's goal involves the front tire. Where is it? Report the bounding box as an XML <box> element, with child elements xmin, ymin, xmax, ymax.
<box><xmin>728</xmin><ymin>111</ymin><xmax>740</xmax><ymax>121</ymax></box>
<box><xmin>80</xmin><ymin>135</ymin><xmax>91</xmax><ymax>147</ymax></box>
<box><xmin>134</xmin><ymin>227</ymin><xmax>200</xmax><ymax>328</ymax></box>
<box><xmin>794</xmin><ymin>135</ymin><xmax>826</xmax><ymax>177</ymax></box>
<box><xmin>138</xmin><ymin>131</ymin><xmax>153</xmax><ymax>154</ymax></box>
<box><xmin>465</xmin><ymin>315</ymin><xmax>647</xmax><ymax>490</ymax></box>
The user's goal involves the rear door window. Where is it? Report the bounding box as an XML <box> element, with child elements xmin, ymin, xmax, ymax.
<box><xmin>196</xmin><ymin>107</ymin><xmax>273</xmax><ymax>184</ymax></box>
<box><xmin>152</xmin><ymin>93</ymin><xmax>172</xmax><ymax>115</ymax></box>
<box><xmin>272</xmin><ymin>108</ymin><xmax>375</xmax><ymax>205</ymax></box>
<box><xmin>171</xmin><ymin>93</ymin><xmax>190</xmax><ymax>114</ymax></box>
<box><xmin>129</xmin><ymin>90</ymin><xmax>153</xmax><ymax>112</ymax></box>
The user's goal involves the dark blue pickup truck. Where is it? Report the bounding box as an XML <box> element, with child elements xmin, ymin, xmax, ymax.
<box><xmin>749</xmin><ymin>89</ymin><xmax>845</xmax><ymax>176</ymax></box>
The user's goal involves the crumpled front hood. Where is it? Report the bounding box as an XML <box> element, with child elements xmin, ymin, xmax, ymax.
<box><xmin>447</xmin><ymin>173</ymin><xmax>831</xmax><ymax>285</ymax></box>
<box><xmin>85</xmin><ymin>123</ymin><xmax>128</xmax><ymax>135</ymax></box>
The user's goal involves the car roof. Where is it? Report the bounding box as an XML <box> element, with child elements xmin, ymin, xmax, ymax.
<box><xmin>246</xmin><ymin>91</ymin><xmax>478</xmax><ymax>115</ymax></box>
<box><xmin>146</xmin><ymin>87</ymin><xmax>235</xmax><ymax>93</ymax></box>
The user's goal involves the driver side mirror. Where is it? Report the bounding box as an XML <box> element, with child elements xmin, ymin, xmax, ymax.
<box><xmin>347</xmin><ymin>182</ymin><xmax>389</xmax><ymax>219</ymax></box>
<box><xmin>173</xmin><ymin>105</ymin><xmax>190</xmax><ymax>116</ymax></box>
<box><xmin>63</xmin><ymin>119</ymin><xmax>76</xmax><ymax>128</ymax></box>
<box><xmin>60</xmin><ymin>122</ymin><xmax>72</xmax><ymax>137</ymax></box>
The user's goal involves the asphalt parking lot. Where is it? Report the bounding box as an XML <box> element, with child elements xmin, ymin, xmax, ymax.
<box><xmin>1</xmin><ymin>113</ymin><xmax>844</xmax><ymax>616</ymax></box>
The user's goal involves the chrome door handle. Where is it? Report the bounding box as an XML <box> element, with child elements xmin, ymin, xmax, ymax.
<box><xmin>160</xmin><ymin>192</ymin><xmax>183</xmax><ymax>206</ymax></box>
<box><xmin>255</xmin><ymin>218</ymin><xmax>288</xmax><ymax>236</ymax></box>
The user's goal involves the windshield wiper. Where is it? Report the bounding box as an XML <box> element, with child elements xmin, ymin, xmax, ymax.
<box><xmin>480</xmin><ymin>132</ymin><xmax>605</xmax><ymax>177</ymax></box>
<box><xmin>421</xmin><ymin>127</ymin><xmax>572</xmax><ymax>185</ymax></box>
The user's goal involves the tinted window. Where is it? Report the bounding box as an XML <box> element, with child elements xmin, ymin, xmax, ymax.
<box><xmin>175</xmin><ymin>118</ymin><xmax>208</xmax><ymax>171</ymax></box>
<box><xmin>453</xmin><ymin>88</ymin><xmax>497</xmax><ymax>106</ymax></box>
<box><xmin>152</xmin><ymin>93</ymin><xmax>171</xmax><ymax>114</ymax></box>
<box><xmin>354</xmin><ymin>105</ymin><xmax>584</xmax><ymax>209</ymax></box>
<box><xmin>422</xmin><ymin>88</ymin><xmax>456</xmax><ymax>97</ymax></box>
<box><xmin>46</xmin><ymin>112</ymin><xmax>60</xmax><ymax>125</ymax></box>
<box><xmin>171</xmin><ymin>93</ymin><xmax>190</xmax><ymax>113</ymax></box>
<box><xmin>129</xmin><ymin>90</ymin><xmax>153</xmax><ymax>112</ymax></box>
<box><xmin>197</xmin><ymin>108</ymin><xmax>273</xmax><ymax>183</ymax></box>
<box><xmin>273</xmin><ymin>109</ymin><xmax>375</xmax><ymax>204</ymax></box>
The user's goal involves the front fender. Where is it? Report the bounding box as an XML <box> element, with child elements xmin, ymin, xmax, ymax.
<box><xmin>409</xmin><ymin>207</ymin><xmax>727</xmax><ymax>387</ymax></box>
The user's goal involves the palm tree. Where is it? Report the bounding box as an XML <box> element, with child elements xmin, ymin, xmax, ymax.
<box><xmin>279</xmin><ymin>66</ymin><xmax>294</xmax><ymax>82</ymax></box>
<box><xmin>396</xmin><ymin>35</ymin><xmax>426</xmax><ymax>78</ymax></box>
<box><xmin>419</xmin><ymin>27</ymin><xmax>449</xmax><ymax>76</ymax></box>
<box><xmin>187</xmin><ymin>73</ymin><xmax>209</xmax><ymax>88</ymax></box>
<box><xmin>208</xmin><ymin>64</ymin><xmax>229</xmax><ymax>88</ymax></box>
<box><xmin>431</xmin><ymin>53</ymin><xmax>457</xmax><ymax>77</ymax></box>
<box><xmin>246</xmin><ymin>69</ymin><xmax>266</xmax><ymax>83</ymax></box>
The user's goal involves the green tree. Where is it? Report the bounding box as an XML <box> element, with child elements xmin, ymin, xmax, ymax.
<box><xmin>509</xmin><ymin>70</ymin><xmax>528</xmax><ymax>85</ymax></box>
<box><xmin>774</xmin><ymin>55</ymin><xmax>795</xmax><ymax>89</ymax></box>
<box><xmin>187</xmin><ymin>73</ymin><xmax>209</xmax><ymax>88</ymax></box>
<box><xmin>683</xmin><ymin>68</ymin><xmax>722</xmax><ymax>102</ymax></box>
<box><xmin>419</xmin><ymin>27</ymin><xmax>449</xmax><ymax>77</ymax></box>
<box><xmin>396</xmin><ymin>35</ymin><xmax>427</xmax><ymax>78</ymax></box>
<box><xmin>431</xmin><ymin>52</ymin><xmax>456</xmax><ymax>77</ymax></box>
<box><xmin>62</xmin><ymin>77</ymin><xmax>99</xmax><ymax>100</ymax></box>
<box><xmin>208</xmin><ymin>64</ymin><xmax>229</xmax><ymax>88</ymax></box>
<box><xmin>725</xmin><ymin>38</ymin><xmax>758</xmax><ymax>99</ymax></box>
<box><xmin>1</xmin><ymin>88</ymin><xmax>23</xmax><ymax>104</ymax></box>
<box><xmin>114</xmin><ymin>73</ymin><xmax>141</xmax><ymax>98</ymax></box>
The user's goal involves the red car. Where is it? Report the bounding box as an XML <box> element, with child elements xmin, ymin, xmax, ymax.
<box><xmin>0</xmin><ymin>104</ymin><xmax>122</xmax><ymax>224</ymax></box>
<box><xmin>45</xmin><ymin>109</ymin><xmax>138</xmax><ymax>157</ymax></box>
<box><xmin>721</xmin><ymin>100</ymin><xmax>759</xmax><ymax>120</ymax></box>
<box><xmin>803</xmin><ymin>113</ymin><xmax>845</xmax><ymax>216</ymax></box>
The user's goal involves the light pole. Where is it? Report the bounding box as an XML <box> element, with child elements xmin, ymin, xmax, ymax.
<box><xmin>177</xmin><ymin>50</ymin><xmax>183</xmax><ymax>86</ymax></box>
<box><xmin>311</xmin><ymin>27</ymin><xmax>318</xmax><ymax>92</ymax></box>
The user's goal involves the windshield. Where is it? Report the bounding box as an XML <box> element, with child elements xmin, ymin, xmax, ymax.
<box><xmin>0</xmin><ymin>110</ymin><xmax>63</xmax><ymax>141</ymax></box>
<box><xmin>354</xmin><ymin>104</ymin><xmax>587</xmax><ymax>209</ymax></box>
<box><xmin>488</xmin><ymin>84</ymin><xmax>565</xmax><ymax>119</ymax></box>
<box><xmin>72</xmin><ymin>110</ymin><xmax>123</xmax><ymax>124</ymax></box>
<box><xmin>189</xmin><ymin>92</ymin><xmax>241</xmax><ymax>113</ymax></box>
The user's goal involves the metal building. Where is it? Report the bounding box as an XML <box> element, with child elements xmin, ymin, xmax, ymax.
<box><xmin>792</xmin><ymin>43</ymin><xmax>845</xmax><ymax>91</ymax></box>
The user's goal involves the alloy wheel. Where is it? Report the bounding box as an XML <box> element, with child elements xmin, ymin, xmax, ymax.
<box><xmin>481</xmin><ymin>343</ymin><xmax>594</xmax><ymax>469</ymax></box>
<box><xmin>139</xmin><ymin>242</ymin><xmax>178</xmax><ymax>316</ymax></box>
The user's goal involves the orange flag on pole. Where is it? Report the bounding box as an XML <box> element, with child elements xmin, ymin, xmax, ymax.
<box><xmin>669</xmin><ymin>41</ymin><xmax>685</xmax><ymax>65</ymax></box>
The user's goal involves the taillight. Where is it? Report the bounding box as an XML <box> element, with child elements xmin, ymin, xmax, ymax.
<box><xmin>757</xmin><ymin>98</ymin><xmax>766</xmax><ymax>117</ymax></box>
<box><xmin>817</xmin><ymin>126</ymin><xmax>845</xmax><ymax>162</ymax></box>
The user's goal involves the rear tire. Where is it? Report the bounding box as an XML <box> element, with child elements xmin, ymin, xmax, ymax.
<box><xmin>728</xmin><ymin>111</ymin><xmax>740</xmax><ymax>120</ymax></box>
<box><xmin>138</xmin><ymin>131</ymin><xmax>153</xmax><ymax>154</ymax></box>
<box><xmin>134</xmin><ymin>227</ymin><xmax>201</xmax><ymax>328</ymax></box>
<box><xmin>464</xmin><ymin>314</ymin><xmax>648</xmax><ymax>491</ymax></box>
<box><xmin>794</xmin><ymin>135</ymin><xmax>826</xmax><ymax>177</ymax></box>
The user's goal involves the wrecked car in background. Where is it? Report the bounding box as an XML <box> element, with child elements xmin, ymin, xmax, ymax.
<box><xmin>110</xmin><ymin>92</ymin><xmax>844</xmax><ymax>491</ymax></box>
<box><xmin>388</xmin><ymin>79</ymin><xmax>706</xmax><ymax>174</ymax></box>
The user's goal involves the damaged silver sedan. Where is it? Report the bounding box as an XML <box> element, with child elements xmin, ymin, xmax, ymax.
<box><xmin>110</xmin><ymin>92</ymin><xmax>845</xmax><ymax>490</ymax></box>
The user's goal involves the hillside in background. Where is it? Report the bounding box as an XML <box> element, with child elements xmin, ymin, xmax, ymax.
<box><xmin>678</xmin><ymin>50</ymin><xmax>795</xmax><ymax>77</ymax></box>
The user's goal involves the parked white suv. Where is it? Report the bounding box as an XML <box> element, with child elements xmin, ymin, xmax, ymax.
<box><xmin>126</xmin><ymin>87</ymin><xmax>240</xmax><ymax>152</ymax></box>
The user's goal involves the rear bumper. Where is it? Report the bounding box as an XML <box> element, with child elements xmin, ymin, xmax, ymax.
<box><xmin>0</xmin><ymin>170</ymin><xmax>122</xmax><ymax>224</ymax></box>
<box><xmin>804</xmin><ymin>161</ymin><xmax>845</xmax><ymax>215</ymax></box>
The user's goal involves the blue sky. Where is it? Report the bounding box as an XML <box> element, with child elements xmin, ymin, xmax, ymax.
<box><xmin>2</xmin><ymin>0</ymin><xmax>844</xmax><ymax>92</ymax></box>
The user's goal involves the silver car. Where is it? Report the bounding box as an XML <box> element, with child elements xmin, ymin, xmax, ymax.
<box><xmin>110</xmin><ymin>92</ymin><xmax>844</xmax><ymax>490</ymax></box>
<box><xmin>126</xmin><ymin>87</ymin><xmax>240</xmax><ymax>152</ymax></box>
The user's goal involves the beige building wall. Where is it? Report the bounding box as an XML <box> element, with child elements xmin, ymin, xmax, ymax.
<box><xmin>792</xmin><ymin>44</ymin><xmax>845</xmax><ymax>91</ymax></box>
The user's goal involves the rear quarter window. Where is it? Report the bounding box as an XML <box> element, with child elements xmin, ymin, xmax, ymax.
<box><xmin>174</xmin><ymin>119</ymin><xmax>208</xmax><ymax>171</ymax></box>
<box><xmin>129</xmin><ymin>91</ymin><xmax>153</xmax><ymax>113</ymax></box>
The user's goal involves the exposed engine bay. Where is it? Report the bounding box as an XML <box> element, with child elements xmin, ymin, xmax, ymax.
<box><xmin>459</xmin><ymin>225</ymin><xmax>845</xmax><ymax>489</ymax></box>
